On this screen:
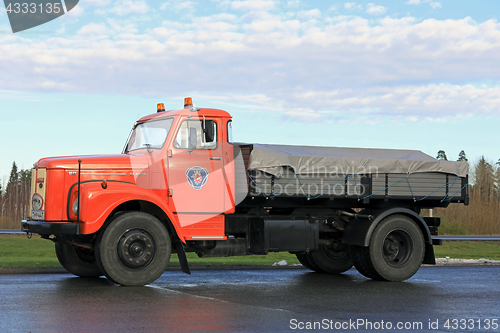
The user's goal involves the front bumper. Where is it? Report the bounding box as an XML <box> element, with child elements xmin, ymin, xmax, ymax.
<box><xmin>21</xmin><ymin>220</ymin><xmax>80</xmax><ymax>235</ymax></box>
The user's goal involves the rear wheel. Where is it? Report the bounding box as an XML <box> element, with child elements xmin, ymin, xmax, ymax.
<box><xmin>95</xmin><ymin>212</ymin><xmax>171</xmax><ymax>286</ymax></box>
<box><xmin>55</xmin><ymin>242</ymin><xmax>102</xmax><ymax>278</ymax></box>
<box><xmin>353</xmin><ymin>215</ymin><xmax>425</xmax><ymax>281</ymax></box>
<box><xmin>295</xmin><ymin>253</ymin><xmax>319</xmax><ymax>271</ymax></box>
<box><xmin>305</xmin><ymin>237</ymin><xmax>353</xmax><ymax>274</ymax></box>
<box><xmin>349</xmin><ymin>245</ymin><xmax>379</xmax><ymax>279</ymax></box>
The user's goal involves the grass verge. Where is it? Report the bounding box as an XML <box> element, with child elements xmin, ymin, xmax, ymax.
<box><xmin>1</xmin><ymin>235</ymin><xmax>499</xmax><ymax>270</ymax></box>
<box><xmin>0</xmin><ymin>235</ymin><xmax>301</xmax><ymax>269</ymax></box>
<box><xmin>434</xmin><ymin>241</ymin><xmax>500</xmax><ymax>260</ymax></box>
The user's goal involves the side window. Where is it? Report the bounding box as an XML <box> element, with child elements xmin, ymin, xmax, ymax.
<box><xmin>227</xmin><ymin>120</ymin><xmax>233</xmax><ymax>143</ymax></box>
<box><xmin>174</xmin><ymin>119</ymin><xmax>217</xmax><ymax>150</ymax></box>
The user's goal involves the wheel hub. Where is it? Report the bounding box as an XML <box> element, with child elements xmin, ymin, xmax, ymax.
<box><xmin>118</xmin><ymin>229</ymin><xmax>155</xmax><ymax>269</ymax></box>
<box><xmin>382</xmin><ymin>230</ymin><xmax>412</xmax><ymax>267</ymax></box>
<box><xmin>324</xmin><ymin>238</ymin><xmax>349</xmax><ymax>260</ymax></box>
<box><xmin>383</xmin><ymin>235</ymin><xmax>400</xmax><ymax>261</ymax></box>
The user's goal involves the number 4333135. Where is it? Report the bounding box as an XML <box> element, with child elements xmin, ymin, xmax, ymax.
<box><xmin>6</xmin><ymin>2</ymin><xmax>62</xmax><ymax>14</ymax></box>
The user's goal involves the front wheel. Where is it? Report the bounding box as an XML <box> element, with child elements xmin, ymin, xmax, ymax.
<box><xmin>55</xmin><ymin>242</ymin><xmax>103</xmax><ymax>278</ymax></box>
<box><xmin>95</xmin><ymin>212</ymin><xmax>172</xmax><ymax>286</ymax></box>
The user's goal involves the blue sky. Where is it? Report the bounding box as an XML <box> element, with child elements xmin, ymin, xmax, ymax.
<box><xmin>1</xmin><ymin>0</ymin><xmax>500</xmax><ymax>183</ymax></box>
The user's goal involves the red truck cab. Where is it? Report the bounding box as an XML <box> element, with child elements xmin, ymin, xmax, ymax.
<box><xmin>23</xmin><ymin>98</ymin><xmax>238</xmax><ymax>285</ymax></box>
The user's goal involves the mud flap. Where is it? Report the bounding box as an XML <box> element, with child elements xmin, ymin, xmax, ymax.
<box><xmin>175</xmin><ymin>240</ymin><xmax>191</xmax><ymax>274</ymax></box>
<box><xmin>423</xmin><ymin>242</ymin><xmax>436</xmax><ymax>265</ymax></box>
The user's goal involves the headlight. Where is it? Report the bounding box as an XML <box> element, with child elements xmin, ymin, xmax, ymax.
<box><xmin>72</xmin><ymin>199</ymin><xmax>79</xmax><ymax>215</ymax></box>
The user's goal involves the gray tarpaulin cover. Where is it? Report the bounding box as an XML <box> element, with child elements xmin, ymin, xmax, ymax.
<box><xmin>247</xmin><ymin>144</ymin><xmax>468</xmax><ymax>178</ymax></box>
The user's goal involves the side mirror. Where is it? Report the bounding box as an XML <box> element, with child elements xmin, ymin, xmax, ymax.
<box><xmin>189</xmin><ymin>127</ymin><xmax>197</xmax><ymax>150</ymax></box>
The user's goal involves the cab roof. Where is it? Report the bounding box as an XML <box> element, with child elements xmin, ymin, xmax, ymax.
<box><xmin>137</xmin><ymin>107</ymin><xmax>232</xmax><ymax>124</ymax></box>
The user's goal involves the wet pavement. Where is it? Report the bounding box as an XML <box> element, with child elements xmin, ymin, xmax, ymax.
<box><xmin>1</xmin><ymin>266</ymin><xmax>500</xmax><ymax>332</ymax></box>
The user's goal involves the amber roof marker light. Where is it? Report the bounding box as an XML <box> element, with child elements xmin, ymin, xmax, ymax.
<box><xmin>184</xmin><ymin>97</ymin><xmax>200</xmax><ymax>112</ymax></box>
<box><xmin>184</xmin><ymin>97</ymin><xmax>193</xmax><ymax>109</ymax></box>
<box><xmin>157</xmin><ymin>103</ymin><xmax>165</xmax><ymax>112</ymax></box>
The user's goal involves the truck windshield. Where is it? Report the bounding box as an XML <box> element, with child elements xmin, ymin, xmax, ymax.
<box><xmin>125</xmin><ymin>118</ymin><xmax>174</xmax><ymax>153</ymax></box>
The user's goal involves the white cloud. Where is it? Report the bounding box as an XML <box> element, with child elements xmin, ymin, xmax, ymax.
<box><xmin>107</xmin><ymin>19</ymin><xmax>141</xmax><ymax>36</ymax></box>
<box><xmin>2</xmin><ymin>10</ymin><xmax>500</xmax><ymax>124</ymax></box>
<box><xmin>77</xmin><ymin>23</ymin><xmax>111</xmax><ymax>39</ymax></box>
<box><xmin>58</xmin><ymin>4</ymin><xmax>85</xmax><ymax>25</ymax></box>
<box><xmin>66</xmin><ymin>5</ymin><xmax>84</xmax><ymax>18</ymax></box>
<box><xmin>160</xmin><ymin>1</ymin><xmax>197</xmax><ymax>13</ymax></box>
<box><xmin>287</xmin><ymin>0</ymin><xmax>301</xmax><ymax>9</ymax></box>
<box><xmin>366</xmin><ymin>4</ymin><xmax>387</xmax><ymax>16</ymax></box>
<box><xmin>84</xmin><ymin>0</ymin><xmax>111</xmax><ymax>6</ymax></box>
<box><xmin>406</xmin><ymin>0</ymin><xmax>442</xmax><ymax>9</ymax></box>
<box><xmin>231</xmin><ymin>0</ymin><xmax>276</xmax><ymax>11</ymax></box>
<box><xmin>285</xmin><ymin>84</ymin><xmax>500</xmax><ymax>121</ymax></box>
<box><xmin>327</xmin><ymin>5</ymin><xmax>338</xmax><ymax>12</ymax></box>
<box><xmin>296</xmin><ymin>9</ymin><xmax>321</xmax><ymax>20</ymax></box>
<box><xmin>284</xmin><ymin>108</ymin><xmax>322</xmax><ymax>120</ymax></box>
<box><xmin>430</xmin><ymin>2</ymin><xmax>442</xmax><ymax>9</ymax></box>
<box><xmin>344</xmin><ymin>2</ymin><xmax>362</xmax><ymax>10</ymax></box>
<box><xmin>344</xmin><ymin>2</ymin><xmax>355</xmax><ymax>9</ymax></box>
<box><xmin>98</xmin><ymin>0</ymin><xmax>150</xmax><ymax>16</ymax></box>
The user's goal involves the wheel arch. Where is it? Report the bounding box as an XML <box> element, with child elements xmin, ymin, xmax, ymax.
<box><xmin>342</xmin><ymin>207</ymin><xmax>435</xmax><ymax>264</ymax></box>
<box><xmin>77</xmin><ymin>182</ymin><xmax>185</xmax><ymax>243</ymax></box>
<box><xmin>106</xmin><ymin>199</ymin><xmax>185</xmax><ymax>243</ymax></box>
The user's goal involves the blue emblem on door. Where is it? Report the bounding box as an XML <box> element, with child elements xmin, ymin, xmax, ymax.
<box><xmin>186</xmin><ymin>166</ymin><xmax>209</xmax><ymax>190</ymax></box>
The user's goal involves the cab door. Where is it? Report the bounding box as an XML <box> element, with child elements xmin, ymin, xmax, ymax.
<box><xmin>168</xmin><ymin>116</ymin><xmax>226</xmax><ymax>240</ymax></box>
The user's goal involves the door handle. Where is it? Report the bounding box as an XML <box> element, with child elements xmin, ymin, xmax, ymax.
<box><xmin>210</xmin><ymin>157</ymin><xmax>222</xmax><ymax>160</ymax></box>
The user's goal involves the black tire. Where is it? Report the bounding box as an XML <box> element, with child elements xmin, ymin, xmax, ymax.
<box><xmin>55</xmin><ymin>242</ymin><xmax>103</xmax><ymax>278</ymax></box>
<box><xmin>349</xmin><ymin>245</ymin><xmax>380</xmax><ymax>279</ymax></box>
<box><xmin>95</xmin><ymin>212</ymin><xmax>171</xmax><ymax>286</ymax></box>
<box><xmin>295</xmin><ymin>253</ymin><xmax>320</xmax><ymax>271</ymax></box>
<box><xmin>306</xmin><ymin>238</ymin><xmax>353</xmax><ymax>274</ymax></box>
<box><xmin>365</xmin><ymin>215</ymin><xmax>425</xmax><ymax>281</ymax></box>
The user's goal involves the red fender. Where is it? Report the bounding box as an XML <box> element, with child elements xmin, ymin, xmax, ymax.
<box><xmin>77</xmin><ymin>181</ymin><xmax>186</xmax><ymax>242</ymax></box>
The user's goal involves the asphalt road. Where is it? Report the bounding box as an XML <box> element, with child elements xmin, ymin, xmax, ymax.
<box><xmin>1</xmin><ymin>266</ymin><xmax>500</xmax><ymax>332</ymax></box>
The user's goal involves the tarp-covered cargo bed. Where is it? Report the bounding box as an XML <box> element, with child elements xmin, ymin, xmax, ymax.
<box><xmin>235</xmin><ymin>143</ymin><xmax>469</xmax><ymax>204</ymax></box>
<box><xmin>247</xmin><ymin>144</ymin><xmax>467</xmax><ymax>177</ymax></box>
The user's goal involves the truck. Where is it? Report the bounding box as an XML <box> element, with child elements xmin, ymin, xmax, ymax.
<box><xmin>21</xmin><ymin>98</ymin><xmax>469</xmax><ymax>286</ymax></box>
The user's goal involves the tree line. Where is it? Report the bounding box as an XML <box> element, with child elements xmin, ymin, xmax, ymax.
<box><xmin>434</xmin><ymin>150</ymin><xmax>500</xmax><ymax>234</ymax></box>
<box><xmin>0</xmin><ymin>152</ymin><xmax>499</xmax><ymax>234</ymax></box>
<box><xmin>0</xmin><ymin>162</ymin><xmax>31</xmax><ymax>229</ymax></box>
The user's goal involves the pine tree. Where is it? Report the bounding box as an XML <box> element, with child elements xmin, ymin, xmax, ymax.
<box><xmin>473</xmin><ymin>156</ymin><xmax>496</xmax><ymax>203</ymax></box>
<box><xmin>1</xmin><ymin>163</ymin><xmax>32</xmax><ymax>227</ymax></box>
<box><xmin>5</xmin><ymin>162</ymin><xmax>20</xmax><ymax>225</ymax></box>
<box><xmin>7</xmin><ymin>162</ymin><xmax>19</xmax><ymax>191</ymax></box>
<box><xmin>6</xmin><ymin>162</ymin><xmax>19</xmax><ymax>202</ymax></box>
<box><xmin>436</xmin><ymin>150</ymin><xmax>448</xmax><ymax>160</ymax></box>
<box><xmin>19</xmin><ymin>169</ymin><xmax>31</xmax><ymax>220</ymax></box>
<box><xmin>457</xmin><ymin>150</ymin><xmax>468</xmax><ymax>162</ymax></box>
<box><xmin>0</xmin><ymin>181</ymin><xmax>3</xmax><ymax>218</ymax></box>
